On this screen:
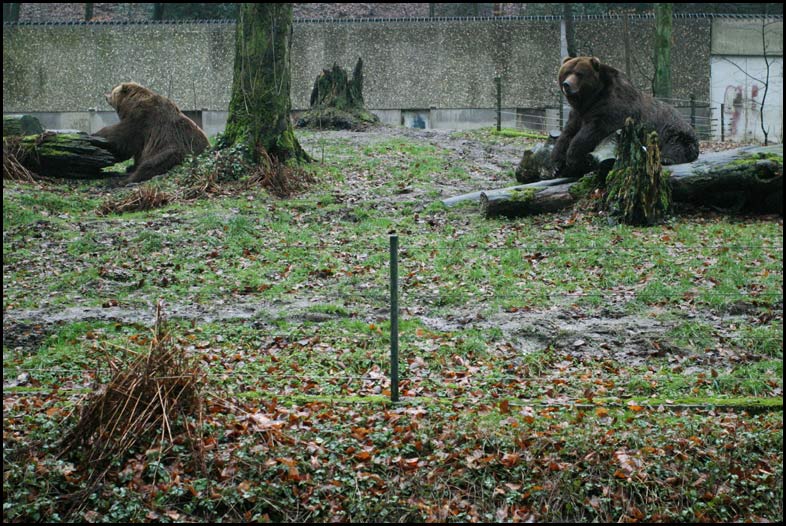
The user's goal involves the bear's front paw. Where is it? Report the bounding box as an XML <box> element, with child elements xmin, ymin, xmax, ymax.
<box><xmin>105</xmin><ymin>174</ymin><xmax>136</xmax><ymax>188</ymax></box>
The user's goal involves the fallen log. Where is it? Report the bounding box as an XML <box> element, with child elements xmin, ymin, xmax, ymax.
<box><xmin>447</xmin><ymin>144</ymin><xmax>782</xmax><ymax>219</ymax></box>
<box><xmin>668</xmin><ymin>146</ymin><xmax>782</xmax><ymax>213</ymax></box>
<box><xmin>10</xmin><ymin>131</ymin><xmax>119</xmax><ymax>179</ymax></box>
<box><xmin>480</xmin><ymin>181</ymin><xmax>579</xmax><ymax>218</ymax></box>
<box><xmin>442</xmin><ymin>177</ymin><xmax>577</xmax><ymax>207</ymax></box>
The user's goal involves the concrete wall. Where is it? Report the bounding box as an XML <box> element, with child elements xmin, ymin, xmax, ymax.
<box><xmin>3</xmin><ymin>21</ymin><xmax>235</xmax><ymax>113</ymax></box>
<box><xmin>291</xmin><ymin>18</ymin><xmax>561</xmax><ymax>111</ymax></box>
<box><xmin>3</xmin><ymin>16</ymin><xmax>782</xmax><ymax>139</ymax></box>
<box><xmin>574</xmin><ymin>16</ymin><xmax>712</xmax><ymax>103</ymax></box>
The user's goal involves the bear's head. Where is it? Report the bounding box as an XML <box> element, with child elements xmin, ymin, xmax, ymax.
<box><xmin>558</xmin><ymin>56</ymin><xmax>603</xmax><ymax>102</ymax></box>
<box><xmin>104</xmin><ymin>82</ymin><xmax>154</xmax><ymax>117</ymax></box>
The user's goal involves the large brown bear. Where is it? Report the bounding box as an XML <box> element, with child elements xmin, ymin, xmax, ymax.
<box><xmin>94</xmin><ymin>82</ymin><xmax>209</xmax><ymax>184</ymax></box>
<box><xmin>552</xmin><ymin>57</ymin><xmax>699</xmax><ymax>178</ymax></box>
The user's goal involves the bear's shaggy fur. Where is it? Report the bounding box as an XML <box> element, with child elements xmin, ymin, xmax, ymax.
<box><xmin>552</xmin><ymin>57</ymin><xmax>699</xmax><ymax>178</ymax></box>
<box><xmin>95</xmin><ymin>82</ymin><xmax>209</xmax><ymax>184</ymax></box>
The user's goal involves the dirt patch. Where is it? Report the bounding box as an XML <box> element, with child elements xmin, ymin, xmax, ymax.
<box><xmin>299</xmin><ymin>126</ymin><xmax>530</xmax><ymax>201</ymax></box>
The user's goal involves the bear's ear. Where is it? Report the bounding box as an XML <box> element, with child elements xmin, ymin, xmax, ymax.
<box><xmin>589</xmin><ymin>57</ymin><xmax>601</xmax><ymax>71</ymax></box>
<box><xmin>562</xmin><ymin>56</ymin><xmax>574</xmax><ymax>64</ymax></box>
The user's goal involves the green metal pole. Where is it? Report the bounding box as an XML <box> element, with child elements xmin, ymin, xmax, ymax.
<box><xmin>495</xmin><ymin>76</ymin><xmax>502</xmax><ymax>132</ymax></box>
<box><xmin>390</xmin><ymin>234</ymin><xmax>399</xmax><ymax>403</ymax></box>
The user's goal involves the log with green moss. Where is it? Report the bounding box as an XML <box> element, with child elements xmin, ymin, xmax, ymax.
<box><xmin>10</xmin><ymin>131</ymin><xmax>118</xmax><ymax>179</ymax></box>
<box><xmin>480</xmin><ymin>182</ymin><xmax>579</xmax><ymax>218</ymax></box>
<box><xmin>296</xmin><ymin>58</ymin><xmax>380</xmax><ymax>130</ymax></box>
<box><xmin>668</xmin><ymin>147</ymin><xmax>782</xmax><ymax>214</ymax></box>
<box><xmin>456</xmin><ymin>134</ymin><xmax>782</xmax><ymax>219</ymax></box>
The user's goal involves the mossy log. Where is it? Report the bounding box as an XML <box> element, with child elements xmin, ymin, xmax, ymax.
<box><xmin>668</xmin><ymin>146</ymin><xmax>783</xmax><ymax>214</ymax></box>
<box><xmin>13</xmin><ymin>131</ymin><xmax>119</xmax><ymax>179</ymax></box>
<box><xmin>445</xmin><ymin>143</ymin><xmax>782</xmax><ymax>218</ymax></box>
<box><xmin>442</xmin><ymin>177</ymin><xmax>577</xmax><ymax>207</ymax></box>
<box><xmin>480</xmin><ymin>182</ymin><xmax>579</xmax><ymax>218</ymax></box>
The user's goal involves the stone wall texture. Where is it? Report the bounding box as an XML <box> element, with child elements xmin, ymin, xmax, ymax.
<box><xmin>2</xmin><ymin>16</ymin><xmax>778</xmax><ymax>114</ymax></box>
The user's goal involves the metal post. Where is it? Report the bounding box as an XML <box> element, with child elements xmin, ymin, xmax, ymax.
<box><xmin>720</xmin><ymin>103</ymin><xmax>725</xmax><ymax>142</ymax></box>
<box><xmin>389</xmin><ymin>234</ymin><xmax>399</xmax><ymax>403</ymax></box>
<box><xmin>495</xmin><ymin>76</ymin><xmax>502</xmax><ymax>132</ymax></box>
<box><xmin>559</xmin><ymin>92</ymin><xmax>564</xmax><ymax>131</ymax></box>
<box><xmin>690</xmin><ymin>94</ymin><xmax>696</xmax><ymax>130</ymax></box>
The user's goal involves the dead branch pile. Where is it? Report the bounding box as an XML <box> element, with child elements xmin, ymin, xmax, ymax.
<box><xmin>3</xmin><ymin>137</ymin><xmax>37</xmax><ymax>182</ymax></box>
<box><xmin>96</xmin><ymin>185</ymin><xmax>172</xmax><ymax>216</ymax></box>
<box><xmin>58</xmin><ymin>302</ymin><xmax>205</xmax><ymax>486</ymax></box>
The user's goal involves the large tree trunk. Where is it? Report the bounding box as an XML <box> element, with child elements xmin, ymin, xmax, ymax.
<box><xmin>668</xmin><ymin>146</ymin><xmax>783</xmax><ymax>212</ymax></box>
<box><xmin>445</xmin><ymin>145</ymin><xmax>782</xmax><ymax>218</ymax></box>
<box><xmin>223</xmin><ymin>3</ymin><xmax>309</xmax><ymax>163</ymax></box>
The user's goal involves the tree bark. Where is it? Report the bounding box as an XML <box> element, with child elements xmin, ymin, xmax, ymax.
<box><xmin>224</xmin><ymin>3</ymin><xmax>309</xmax><ymax>163</ymax></box>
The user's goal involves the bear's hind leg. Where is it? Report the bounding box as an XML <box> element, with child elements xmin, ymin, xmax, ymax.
<box><xmin>123</xmin><ymin>149</ymin><xmax>183</xmax><ymax>184</ymax></box>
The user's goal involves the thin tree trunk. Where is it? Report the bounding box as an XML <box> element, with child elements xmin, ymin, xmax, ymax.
<box><xmin>653</xmin><ymin>3</ymin><xmax>673</xmax><ymax>99</ymax></box>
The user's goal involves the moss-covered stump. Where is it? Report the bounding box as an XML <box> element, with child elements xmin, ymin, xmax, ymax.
<box><xmin>4</xmin><ymin>115</ymin><xmax>44</xmax><ymax>137</ymax></box>
<box><xmin>14</xmin><ymin>131</ymin><xmax>118</xmax><ymax>179</ymax></box>
<box><xmin>296</xmin><ymin>58</ymin><xmax>380</xmax><ymax>131</ymax></box>
<box><xmin>605</xmin><ymin>118</ymin><xmax>671</xmax><ymax>226</ymax></box>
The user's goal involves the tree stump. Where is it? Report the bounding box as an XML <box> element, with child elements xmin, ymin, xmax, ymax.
<box><xmin>605</xmin><ymin>118</ymin><xmax>671</xmax><ymax>226</ymax></box>
<box><xmin>3</xmin><ymin>115</ymin><xmax>44</xmax><ymax>137</ymax></box>
<box><xmin>296</xmin><ymin>58</ymin><xmax>380</xmax><ymax>130</ymax></box>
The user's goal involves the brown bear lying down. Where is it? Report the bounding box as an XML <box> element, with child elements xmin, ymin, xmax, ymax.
<box><xmin>552</xmin><ymin>56</ymin><xmax>699</xmax><ymax>178</ymax></box>
<box><xmin>95</xmin><ymin>82</ymin><xmax>209</xmax><ymax>184</ymax></box>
